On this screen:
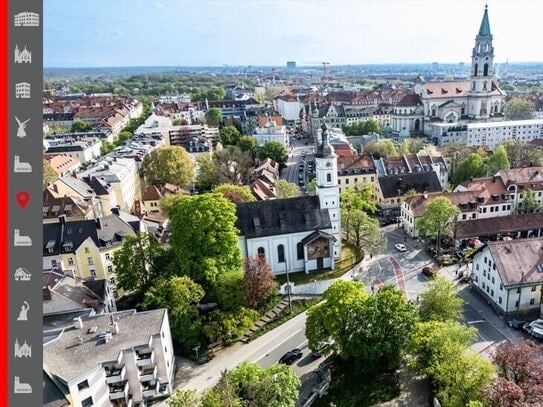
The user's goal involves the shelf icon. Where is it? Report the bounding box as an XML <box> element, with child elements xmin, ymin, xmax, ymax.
<box><xmin>14</xmin><ymin>12</ymin><xmax>40</xmax><ymax>27</ymax></box>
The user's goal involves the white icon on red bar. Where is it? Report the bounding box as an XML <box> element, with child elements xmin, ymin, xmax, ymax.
<box><xmin>14</xmin><ymin>376</ymin><xmax>32</xmax><ymax>394</ymax></box>
<box><xmin>14</xmin><ymin>11</ymin><xmax>40</xmax><ymax>27</ymax></box>
<box><xmin>14</xmin><ymin>44</ymin><xmax>31</xmax><ymax>64</ymax></box>
<box><xmin>14</xmin><ymin>267</ymin><xmax>32</xmax><ymax>282</ymax></box>
<box><xmin>15</xmin><ymin>82</ymin><xmax>31</xmax><ymax>99</ymax></box>
<box><xmin>14</xmin><ymin>156</ymin><xmax>32</xmax><ymax>173</ymax></box>
<box><xmin>15</xmin><ymin>117</ymin><xmax>30</xmax><ymax>138</ymax></box>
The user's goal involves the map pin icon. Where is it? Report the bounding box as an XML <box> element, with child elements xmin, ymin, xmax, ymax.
<box><xmin>16</xmin><ymin>191</ymin><xmax>30</xmax><ymax>209</ymax></box>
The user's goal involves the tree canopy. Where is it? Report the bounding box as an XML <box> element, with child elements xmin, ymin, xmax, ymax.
<box><xmin>487</xmin><ymin>144</ymin><xmax>511</xmax><ymax>175</ymax></box>
<box><xmin>505</xmin><ymin>97</ymin><xmax>535</xmax><ymax>120</ymax></box>
<box><xmin>205</xmin><ymin>108</ymin><xmax>223</xmax><ymax>127</ymax></box>
<box><xmin>257</xmin><ymin>141</ymin><xmax>288</xmax><ymax>167</ymax></box>
<box><xmin>451</xmin><ymin>152</ymin><xmax>487</xmax><ymax>185</ymax></box>
<box><xmin>400</xmin><ymin>138</ymin><xmax>425</xmax><ymax>155</ymax></box>
<box><xmin>275</xmin><ymin>179</ymin><xmax>301</xmax><ymax>199</ymax></box>
<box><xmin>416</xmin><ymin>196</ymin><xmax>459</xmax><ymax>254</ymax></box>
<box><xmin>342</xmin><ymin>204</ymin><xmax>385</xmax><ymax>261</ymax></box>
<box><xmin>237</xmin><ymin>135</ymin><xmax>257</xmax><ymax>152</ymax></box>
<box><xmin>418</xmin><ymin>277</ymin><xmax>464</xmax><ymax>322</ymax></box>
<box><xmin>363</xmin><ymin>139</ymin><xmax>398</xmax><ymax>158</ymax></box>
<box><xmin>71</xmin><ymin>120</ymin><xmax>92</xmax><ymax>132</ymax></box>
<box><xmin>220</xmin><ymin>126</ymin><xmax>241</xmax><ymax>146</ymax></box>
<box><xmin>142</xmin><ymin>146</ymin><xmax>195</xmax><ymax>187</ymax></box>
<box><xmin>342</xmin><ymin>119</ymin><xmax>381</xmax><ymax>136</ymax></box>
<box><xmin>212</xmin><ymin>184</ymin><xmax>256</xmax><ymax>203</ymax></box>
<box><xmin>502</xmin><ymin>140</ymin><xmax>543</xmax><ymax>168</ymax></box>
<box><xmin>340</xmin><ymin>182</ymin><xmax>376</xmax><ymax>214</ymax></box>
<box><xmin>168</xmin><ymin>193</ymin><xmax>242</xmax><ymax>287</ymax></box>
<box><xmin>244</xmin><ymin>256</ymin><xmax>277</xmax><ymax>309</ymax></box>
<box><xmin>516</xmin><ymin>189</ymin><xmax>541</xmax><ymax>214</ymax></box>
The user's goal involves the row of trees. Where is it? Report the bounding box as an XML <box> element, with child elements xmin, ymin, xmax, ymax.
<box><xmin>168</xmin><ymin>362</ymin><xmax>300</xmax><ymax>407</ymax></box>
<box><xmin>113</xmin><ymin>193</ymin><xmax>278</xmax><ymax>354</ymax></box>
<box><xmin>341</xmin><ymin>118</ymin><xmax>381</xmax><ymax>136</ymax></box>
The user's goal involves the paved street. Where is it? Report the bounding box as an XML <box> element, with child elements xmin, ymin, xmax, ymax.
<box><xmin>281</xmin><ymin>135</ymin><xmax>315</xmax><ymax>188</ymax></box>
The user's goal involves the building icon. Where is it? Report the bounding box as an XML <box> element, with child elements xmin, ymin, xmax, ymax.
<box><xmin>15</xmin><ymin>82</ymin><xmax>31</xmax><ymax>99</ymax></box>
<box><xmin>14</xmin><ymin>267</ymin><xmax>32</xmax><ymax>281</ymax></box>
<box><xmin>14</xmin><ymin>12</ymin><xmax>40</xmax><ymax>27</ymax></box>
<box><xmin>14</xmin><ymin>45</ymin><xmax>31</xmax><ymax>64</ymax></box>
<box><xmin>14</xmin><ymin>339</ymin><xmax>31</xmax><ymax>358</ymax></box>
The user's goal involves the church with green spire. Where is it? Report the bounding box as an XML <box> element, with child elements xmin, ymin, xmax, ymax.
<box><xmin>411</xmin><ymin>5</ymin><xmax>506</xmax><ymax>131</ymax></box>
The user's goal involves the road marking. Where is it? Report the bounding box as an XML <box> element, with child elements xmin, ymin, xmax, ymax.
<box><xmin>467</xmin><ymin>320</ymin><xmax>485</xmax><ymax>324</ymax></box>
<box><xmin>252</xmin><ymin>327</ymin><xmax>305</xmax><ymax>363</ymax></box>
<box><xmin>388</xmin><ymin>256</ymin><xmax>408</xmax><ymax>295</ymax></box>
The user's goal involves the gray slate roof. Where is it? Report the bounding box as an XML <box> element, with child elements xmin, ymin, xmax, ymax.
<box><xmin>236</xmin><ymin>195</ymin><xmax>331</xmax><ymax>239</ymax></box>
<box><xmin>378</xmin><ymin>172</ymin><xmax>442</xmax><ymax>199</ymax></box>
<box><xmin>44</xmin><ymin>309</ymin><xmax>166</xmax><ymax>382</ymax></box>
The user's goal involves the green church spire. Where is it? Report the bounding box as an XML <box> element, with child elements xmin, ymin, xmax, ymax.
<box><xmin>478</xmin><ymin>5</ymin><xmax>491</xmax><ymax>36</ymax></box>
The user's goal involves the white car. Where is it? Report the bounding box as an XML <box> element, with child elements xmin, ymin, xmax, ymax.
<box><xmin>395</xmin><ymin>243</ymin><xmax>407</xmax><ymax>252</ymax></box>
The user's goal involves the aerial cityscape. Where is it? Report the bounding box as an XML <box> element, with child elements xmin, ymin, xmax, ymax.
<box><xmin>41</xmin><ymin>2</ymin><xmax>543</xmax><ymax>407</ymax></box>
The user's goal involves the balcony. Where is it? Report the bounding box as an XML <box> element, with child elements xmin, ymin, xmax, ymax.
<box><xmin>139</xmin><ymin>365</ymin><xmax>157</xmax><ymax>382</ymax></box>
<box><xmin>142</xmin><ymin>380</ymin><xmax>159</xmax><ymax>398</ymax></box>
<box><xmin>105</xmin><ymin>365</ymin><xmax>126</xmax><ymax>384</ymax></box>
<box><xmin>111</xmin><ymin>396</ymin><xmax>133</xmax><ymax>407</ymax></box>
<box><xmin>109</xmin><ymin>381</ymin><xmax>129</xmax><ymax>401</ymax></box>
<box><xmin>135</xmin><ymin>349</ymin><xmax>155</xmax><ymax>367</ymax></box>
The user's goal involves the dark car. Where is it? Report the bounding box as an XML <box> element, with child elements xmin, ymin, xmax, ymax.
<box><xmin>507</xmin><ymin>319</ymin><xmax>528</xmax><ymax>330</ymax></box>
<box><xmin>421</xmin><ymin>266</ymin><xmax>437</xmax><ymax>278</ymax></box>
<box><xmin>279</xmin><ymin>349</ymin><xmax>303</xmax><ymax>365</ymax></box>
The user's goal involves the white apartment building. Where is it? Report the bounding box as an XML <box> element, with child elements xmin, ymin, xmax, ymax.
<box><xmin>44</xmin><ymin>137</ymin><xmax>102</xmax><ymax>163</ymax></box>
<box><xmin>80</xmin><ymin>158</ymin><xmax>140</xmax><ymax>212</ymax></box>
<box><xmin>471</xmin><ymin>239</ymin><xmax>543</xmax><ymax>315</ymax></box>
<box><xmin>253</xmin><ymin>120</ymin><xmax>289</xmax><ymax>148</ymax></box>
<box><xmin>430</xmin><ymin>119</ymin><xmax>543</xmax><ymax>147</ymax></box>
<box><xmin>275</xmin><ymin>96</ymin><xmax>303</xmax><ymax>123</ymax></box>
<box><xmin>43</xmin><ymin>309</ymin><xmax>175</xmax><ymax>407</ymax></box>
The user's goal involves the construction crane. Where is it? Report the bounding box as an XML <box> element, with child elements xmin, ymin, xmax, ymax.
<box><xmin>301</xmin><ymin>61</ymin><xmax>331</xmax><ymax>78</ymax></box>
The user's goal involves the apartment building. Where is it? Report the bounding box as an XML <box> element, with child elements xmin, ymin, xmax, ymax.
<box><xmin>79</xmin><ymin>158</ymin><xmax>140</xmax><ymax>212</ymax></box>
<box><xmin>42</xmin><ymin>211</ymin><xmax>145</xmax><ymax>298</ymax></box>
<box><xmin>43</xmin><ymin>309</ymin><xmax>174</xmax><ymax>407</ymax></box>
<box><xmin>430</xmin><ymin>118</ymin><xmax>543</xmax><ymax>148</ymax></box>
<box><xmin>44</xmin><ymin>137</ymin><xmax>102</xmax><ymax>164</ymax></box>
<box><xmin>168</xmin><ymin>124</ymin><xmax>220</xmax><ymax>147</ymax></box>
<box><xmin>253</xmin><ymin>120</ymin><xmax>289</xmax><ymax>147</ymax></box>
<box><xmin>44</xmin><ymin>154</ymin><xmax>81</xmax><ymax>177</ymax></box>
<box><xmin>471</xmin><ymin>238</ymin><xmax>543</xmax><ymax>315</ymax></box>
<box><xmin>336</xmin><ymin>155</ymin><xmax>376</xmax><ymax>194</ymax></box>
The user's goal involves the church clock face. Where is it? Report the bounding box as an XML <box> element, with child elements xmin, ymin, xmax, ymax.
<box><xmin>326</xmin><ymin>161</ymin><xmax>332</xmax><ymax>168</ymax></box>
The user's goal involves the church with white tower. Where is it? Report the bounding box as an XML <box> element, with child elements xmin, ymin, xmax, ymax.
<box><xmin>236</xmin><ymin>123</ymin><xmax>341</xmax><ymax>275</ymax></box>
<box><xmin>393</xmin><ymin>5</ymin><xmax>506</xmax><ymax>138</ymax></box>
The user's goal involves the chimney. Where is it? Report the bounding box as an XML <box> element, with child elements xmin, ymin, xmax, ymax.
<box><xmin>58</xmin><ymin>214</ymin><xmax>66</xmax><ymax>226</ymax></box>
<box><xmin>52</xmin><ymin>183</ymin><xmax>58</xmax><ymax>193</ymax></box>
<box><xmin>73</xmin><ymin>317</ymin><xmax>83</xmax><ymax>330</ymax></box>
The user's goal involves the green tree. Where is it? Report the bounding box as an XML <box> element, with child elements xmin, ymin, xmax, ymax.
<box><xmin>169</xmin><ymin>193</ymin><xmax>242</xmax><ymax>286</ymax></box>
<box><xmin>257</xmin><ymin>141</ymin><xmax>288</xmax><ymax>167</ymax></box>
<box><xmin>116</xmin><ymin>130</ymin><xmax>132</xmax><ymax>145</ymax></box>
<box><xmin>276</xmin><ymin>179</ymin><xmax>301</xmax><ymax>199</ymax></box>
<box><xmin>214</xmin><ymin>146</ymin><xmax>254</xmax><ymax>185</ymax></box>
<box><xmin>416</xmin><ymin>196</ymin><xmax>459</xmax><ymax>255</ymax></box>
<box><xmin>201</xmin><ymin>373</ymin><xmax>243</xmax><ymax>407</ymax></box>
<box><xmin>113</xmin><ymin>232</ymin><xmax>165</xmax><ymax>292</ymax></box>
<box><xmin>100</xmin><ymin>140</ymin><xmax>115</xmax><ymax>155</ymax></box>
<box><xmin>451</xmin><ymin>152</ymin><xmax>487</xmax><ymax>185</ymax></box>
<box><xmin>143</xmin><ymin>276</ymin><xmax>204</xmax><ymax>353</ymax></box>
<box><xmin>168</xmin><ymin>389</ymin><xmax>201</xmax><ymax>407</ymax></box>
<box><xmin>71</xmin><ymin>120</ymin><xmax>92</xmax><ymax>132</ymax></box>
<box><xmin>213</xmin><ymin>184</ymin><xmax>255</xmax><ymax>203</ymax></box>
<box><xmin>400</xmin><ymin>138</ymin><xmax>425</xmax><ymax>155</ymax></box>
<box><xmin>517</xmin><ymin>189</ymin><xmax>540</xmax><ymax>213</ymax></box>
<box><xmin>505</xmin><ymin>97</ymin><xmax>535</xmax><ymax>120</ymax></box>
<box><xmin>340</xmin><ymin>182</ymin><xmax>376</xmax><ymax>214</ymax></box>
<box><xmin>487</xmin><ymin>144</ymin><xmax>511</xmax><ymax>175</ymax></box>
<box><xmin>307</xmin><ymin>282</ymin><xmax>417</xmax><ymax>369</ymax></box>
<box><xmin>342</xmin><ymin>207</ymin><xmax>385</xmax><ymax>261</ymax></box>
<box><xmin>205</xmin><ymin>108</ymin><xmax>223</xmax><ymax>127</ymax></box>
<box><xmin>363</xmin><ymin>118</ymin><xmax>381</xmax><ymax>134</ymax></box>
<box><xmin>307</xmin><ymin>178</ymin><xmax>317</xmax><ymax>194</ymax></box>
<box><xmin>142</xmin><ymin>146</ymin><xmax>195</xmax><ymax>187</ymax></box>
<box><xmin>237</xmin><ymin>135</ymin><xmax>257</xmax><ymax>152</ymax></box>
<box><xmin>195</xmin><ymin>155</ymin><xmax>222</xmax><ymax>191</ymax></box>
<box><xmin>418</xmin><ymin>277</ymin><xmax>464</xmax><ymax>322</ymax></box>
<box><xmin>220</xmin><ymin>125</ymin><xmax>241</xmax><ymax>146</ymax></box>
<box><xmin>363</xmin><ymin>139</ymin><xmax>398</xmax><ymax>158</ymax></box>
<box><xmin>43</xmin><ymin>163</ymin><xmax>58</xmax><ymax>187</ymax></box>
<box><xmin>172</xmin><ymin>118</ymin><xmax>188</xmax><ymax>126</ymax></box>
<box><xmin>213</xmin><ymin>270</ymin><xmax>247</xmax><ymax>311</ymax></box>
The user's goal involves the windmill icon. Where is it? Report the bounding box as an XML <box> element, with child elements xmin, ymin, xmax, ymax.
<box><xmin>15</xmin><ymin>117</ymin><xmax>30</xmax><ymax>138</ymax></box>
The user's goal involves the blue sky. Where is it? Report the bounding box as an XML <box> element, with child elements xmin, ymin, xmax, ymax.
<box><xmin>44</xmin><ymin>0</ymin><xmax>543</xmax><ymax>67</ymax></box>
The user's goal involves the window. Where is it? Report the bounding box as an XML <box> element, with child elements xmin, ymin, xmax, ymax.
<box><xmin>277</xmin><ymin>245</ymin><xmax>285</xmax><ymax>263</ymax></box>
<box><xmin>109</xmin><ymin>277</ymin><xmax>115</xmax><ymax>285</ymax></box>
<box><xmin>105</xmin><ymin>253</ymin><xmax>110</xmax><ymax>261</ymax></box>
<box><xmin>492</xmin><ymin>277</ymin><xmax>495</xmax><ymax>284</ymax></box>
<box><xmin>491</xmin><ymin>289</ymin><xmax>494</xmax><ymax>296</ymax></box>
<box><xmin>68</xmin><ymin>257</ymin><xmax>74</xmax><ymax>266</ymax></box>
<box><xmin>107</xmin><ymin>265</ymin><xmax>113</xmax><ymax>274</ymax></box>
<box><xmin>81</xmin><ymin>397</ymin><xmax>93</xmax><ymax>407</ymax></box>
<box><xmin>474</xmin><ymin>63</ymin><xmax>478</xmax><ymax>76</ymax></box>
<box><xmin>500</xmin><ymin>283</ymin><xmax>503</xmax><ymax>290</ymax></box>
<box><xmin>515</xmin><ymin>300</ymin><xmax>519</xmax><ymax>307</ymax></box>
<box><xmin>517</xmin><ymin>288</ymin><xmax>521</xmax><ymax>294</ymax></box>
<box><xmin>530</xmin><ymin>298</ymin><xmax>536</xmax><ymax>305</ymax></box>
<box><xmin>327</xmin><ymin>173</ymin><xmax>331</xmax><ymax>183</ymax></box>
<box><xmin>498</xmin><ymin>296</ymin><xmax>502</xmax><ymax>304</ymax></box>
<box><xmin>531</xmin><ymin>286</ymin><xmax>537</xmax><ymax>292</ymax></box>
<box><xmin>77</xmin><ymin>380</ymin><xmax>90</xmax><ymax>391</ymax></box>
<box><xmin>87</xmin><ymin>257</ymin><xmax>94</xmax><ymax>266</ymax></box>
<box><xmin>483</xmin><ymin>63</ymin><xmax>489</xmax><ymax>76</ymax></box>
<box><xmin>90</xmin><ymin>270</ymin><xmax>96</xmax><ymax>278</ymax></box>
<box><xmin>84</xmin><ymin>247</ymin><xmax>90</xmax><ymax>253</ymax></box>
<box><xmin>257</xmin><ymin>247</ymin><xmax>265</xmax><ymax>259</ymax></box>
<box><xmin>297</xmin><ymin>242</ymin><xmax>304</xmax><ymax>260</ymax></box>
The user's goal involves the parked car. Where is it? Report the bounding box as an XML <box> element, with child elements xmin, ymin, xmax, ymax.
<box><xmin>421</xmin><ymin>266</ymin><xmax>436</xmax><ymax>278</ymax></box>
<box><xmin>507</xmin><ymin>318</ymin><xmax>528</xmax><ymax>330</ymax></box>
<box><xmin>311</xmin><ymin>339</ymin><xmax>335</xmax><ymax>357</ymax></box>
<box><xmin>523</xmin><ymin>319</ymin><xmax>543</xmax><ymax>339</ymax></box>
<box><xmin>395</xmin><ymin>243</ymin><xmax>407</xmax><ymax>252</ymax></box>
<box><xmin>279</xmin><ymin>349</ymin><xmax>303</xmax><ymax>365</ymax></box>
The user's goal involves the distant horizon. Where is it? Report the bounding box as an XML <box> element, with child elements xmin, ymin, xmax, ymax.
<box><xmin>43</xmin><ymin>60</ymin><xmax>543</xmax><ymax>70</ymax></box>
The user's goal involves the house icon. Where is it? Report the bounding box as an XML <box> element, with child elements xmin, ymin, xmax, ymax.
<box><xmin>14</xmin><ymin>339</ymin><xmax>31</xmax><ymax>358</ymax></box>
<box><xmin>14</xmin><ymin>267</ymin><xmax>31</xmax><ymax>282</ymax></box>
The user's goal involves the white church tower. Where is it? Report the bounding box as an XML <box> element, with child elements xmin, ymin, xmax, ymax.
<box><xmin>315</xmin><ymin>122</ymin><xmax>341</xmax><ymax>259</ymax></box>
<box><xmin>468</xmin><ymin>5</ymin><xmax>496</xmax><ymax>119</ymax></box>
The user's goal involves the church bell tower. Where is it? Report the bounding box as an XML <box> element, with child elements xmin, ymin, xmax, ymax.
<box><xmin>468</xmin><ymin>5</ymin><xmax>495</xmax><ymax>119</ymax></box>
<box><xmin>315</xmin><ymin>122</ymin><xmax>341</xmax><ymax>259</ymax></box>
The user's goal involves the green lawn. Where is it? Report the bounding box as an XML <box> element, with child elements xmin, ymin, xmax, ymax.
<box><xmin>245</xmin><ymin>298</ymin><xmax>320</xmax><ymax>341</ymax></box>
<box><xmin>314</xmin><ymin>359</ymin><xmax>400</xmax><ymax>407</ymax></box>
<box><xmin>277</xmin><ymin>246</ymin><xmax>356</xmax><ymax>285</ymax></box>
